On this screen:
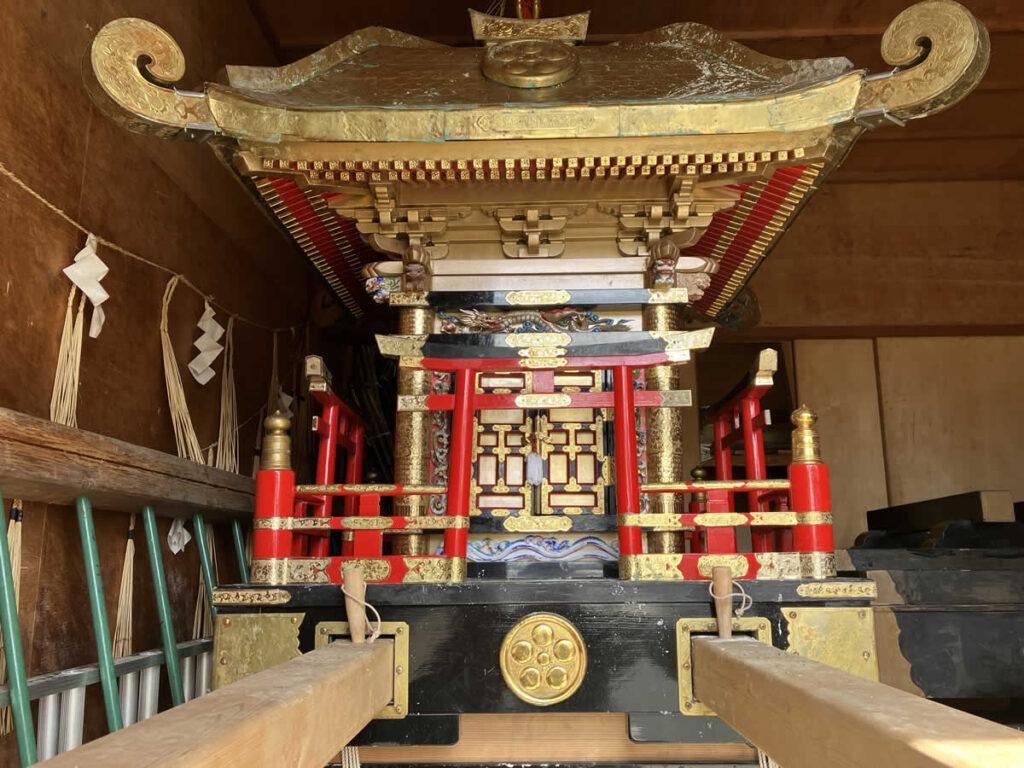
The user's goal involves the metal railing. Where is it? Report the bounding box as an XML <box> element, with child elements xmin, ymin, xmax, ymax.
<box><xmin>0</xmin><ymin>490</ymin><xmax>250</xmax><ymax>766</ymax></box>
<box><xmin>0</xmin><ymin>638</ymin><xmax>212</xmax><ymax>759</ymax></box>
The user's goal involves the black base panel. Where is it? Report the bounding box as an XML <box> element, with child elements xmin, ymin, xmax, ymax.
<box><xmin>628</xmin><ymin>712</ymin><xmax>744</xmax><ymax>744</ymax></box>
<box><xmin>351</xmin><ymin>715</ymin><xmax>459</xmax><ymax>747</ymax></box>
<box><xmin>846</xmin><ymin>548</ymin><xmax>1024</xmax><ymax>571</ymax></box>
<box><xmin>467</xmin><ymin>561</ymin><xmax>616</xmax><ymax>580</ymax></box>
<box><xmin>471</xmin><ymin>516</ymin><xmax>617</xmax><ymax>533</ymax></box>
<box><xmin>222</xmin><ymin>578</ymin><xmax>875</xmax><ymax>609</ymax></box>
<box><xmin>334</xmin><ymin>764</ymin><xmax>756</xmax><ymax>768</ymax></box>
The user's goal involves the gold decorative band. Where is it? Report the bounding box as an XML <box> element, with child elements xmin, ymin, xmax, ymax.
<box><xmin>749</xmin><ymin>511</ymin><xmax>833</xmax><ymax>526</ymax></box>
<box><xmin>514</xmin><ymin>393</ymin><xmax>573</xmax><ymax>408</ymax></box>
<box><xmin>519</xmin><ymin>357</ymin><xmax>568</xmax><ymax>369</ymax></box>
<box><xmin>254</xmin><ymin>515</ymin><xmax>468</xmax><ymax>531</ymax></box>
<box><xmin>642</xmin><ymin>479</ymin><xmax>790</xmax><ymax>492</ymax></box>
<box><xmin>506</xmin><ymin>290</ymin><xmax>571</xmax><ymax>305</ymax></box>
<box><xmin>619</xmin><ymin>552</ymin><xmax>836</xmax><ymax>581</ymax></box>
<box><xmin>796</xmin><ymin>581</ymin><xmax>878</xmax><ymax>599</ymax></box>
<box><xmin>294</xmin><ymin>483</ymin><xmax>447</xmax><ymax>495</ymax></box>
<box><xmin>388</xmin><ymin>291</ymin><xmax>429</xmax><ymax>306</ymax></box>
<box><xmin>251</xmin><ymin>558</ymin><xmax>331</xmax><ymax>585</ymax></box>
<box><xmin>505</xmin><ymin>332</ymin><xmax>572</xmax><ymax>347</ymax></box>
<box><xmin>211</xmin><ymin>588</ymin><xmax>292</xmax><ymax>606</ymax></box>
<box><xmin>250</xmin><ymin>556</ymin><xmax>467</xmax><ymax>584</ymax></box>
<box><xmin>503</xmin><ymin>515</ymin><xmax>574</xmax><ymax>533</ymax></box>
<box><xmin>692</xmin><ymin>513</ymin><xmax>748</xmax><ymax>528</ymax></box>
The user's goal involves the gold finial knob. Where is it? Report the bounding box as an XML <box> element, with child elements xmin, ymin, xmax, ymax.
<box><xmin>260</xmin><ymin>410</ymin><xmax>292</xmax><ymax>471</ymax></box>
<box><xmin>690</xmin><ymin>466</ymin><xmax>708</xmax><ymax>502</ymax></box>
<box><xmin>791</xmin><ymin>404</ymin><xmax>821</xmax><ymax>464</ymax></box>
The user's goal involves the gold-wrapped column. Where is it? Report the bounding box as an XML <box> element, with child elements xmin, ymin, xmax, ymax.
<box><xmin>392</xmin><ymin>306</ymin><xmax>433</xmax><ymax>556</ymax></box>
<box><xmin>643</xmin><ymin>303</ymin><xmax>685</xmax><ymax>553</ymax></box>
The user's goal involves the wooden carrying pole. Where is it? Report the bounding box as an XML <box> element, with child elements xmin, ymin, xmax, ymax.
<box><xmin>43</xmin><ymin>640</ymin><xmax>394</xmax><ymax>768</ymax></box>
<box><xmin>692</xmin><ymin>637</ymin><xmax>1024</xmax><ymax>768</ymax></box>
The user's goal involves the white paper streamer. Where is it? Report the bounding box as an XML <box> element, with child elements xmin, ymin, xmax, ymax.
<box><xmin>167</xmin><ymin>518</ymin><xmax>192</xmax><ymax>554</ymax></box>
<box><xmin>277</xmin><ymin>389</ymin><xmax>294</xmax><ymax>419</ymax></box>
<box><xmin>187</xmin><ymin>302</ymin><xmax>225</xmax><ymax>385</ymax></box>
<box><xmin>62</xmin><ymin>234</ymin><xmax>109</xmax><ymax>338</ymax></box>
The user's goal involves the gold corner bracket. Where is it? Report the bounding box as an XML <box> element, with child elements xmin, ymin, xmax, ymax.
<box><xmin>676</xmin><ymin>617</ymin><xmax>771</xmax><ymax>716</ymax></box>
<box><xmin>315</xmin><ymin>621</ymin><xmax>410</xmax><ymax>718</ymax></box>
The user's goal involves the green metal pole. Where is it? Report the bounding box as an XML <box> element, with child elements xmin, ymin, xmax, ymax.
<box><xmin>75</xmin><ymin>496</ymin><xmax>123</xmax><ymax>733</ymax></box>
<box><xmin>0</xmin><ymin>494</ymin><xmax>36</xmax><ymax>766</ymax></box>
<box><xmin>193</xmin><ymin>514</ymin><xmax>216</xmax><ymax>619</ymax></box>
<box><xmin>141</xmin><ymin>506</ymin><xmax>185</xmax><ymax>707</ymax></box>
<box><xmin>230</xmin><ymin>519</ymin><xmax>250</xmax><ymax>584</ymax></box>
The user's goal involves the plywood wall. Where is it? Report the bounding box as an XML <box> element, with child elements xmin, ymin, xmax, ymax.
<box><xmin>793</xmin><ymin>336</ymin><xmax>1024</xmax><ymax>546</ymax></box>
<box><xmin>876</xmin><ymin>337</ymin><xmax>1024</xmax><ymax>505</ymax></box>
<box><xmin>793</xmin><ymin>340</ymin><xmax>889</xmax><ymax>548</ymax></box>
<box><xmin>750</xmin><ymin>181</ymin><xmax>1024</xmax><ymax>331</ymax></box>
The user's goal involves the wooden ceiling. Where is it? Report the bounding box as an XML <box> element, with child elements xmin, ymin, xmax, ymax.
<box><xmin>245</xmin><ymin>1</ymin><xmax>1022</xmax><ymax>184</ymax></box>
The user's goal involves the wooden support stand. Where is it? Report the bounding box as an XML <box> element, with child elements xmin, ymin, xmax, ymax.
<box><xmin>43</xmin><ymin>640</ymin><xmax>394</xmax><ymax>768</ymax></box>
<box><xmin>692</xmin><ymin>637</ymin><xmax>1024</xmax><ymax>768</ymax></box>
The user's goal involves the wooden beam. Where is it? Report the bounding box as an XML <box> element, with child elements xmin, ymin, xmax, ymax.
<box><xmin>692</xmin><ymin>637</ymin><xmax>1024</xmax><ymax>768</ymax></box>
<box><xmin>0</xmin><ymin>407</ymin><xmax>252</xmax><ymax>518</ymax></box>
<box><xmin>44</xmin><ymin>640</ymin><xmax>393</xmax><ymax>768</ymax></box>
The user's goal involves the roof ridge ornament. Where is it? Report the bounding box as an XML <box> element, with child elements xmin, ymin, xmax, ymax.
<box><xmin>468</xmin><ymin>9</ymin><xmax>589</xmax><ymax>43</ymax></box>
<box><xmin>855</xmin><ymin>0</ymin><xmax>990</xmax><ymax>122</ymax></box>
<box><xmin>470</xmin><ymin>9</ymin><xmax>588</xmax><ymax>88</ymax></box>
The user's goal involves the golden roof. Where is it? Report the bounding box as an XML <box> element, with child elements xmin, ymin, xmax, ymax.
<box><xmin>86</xmin><ymin>2</ymin><xmax>988</xmax><ymax>321</ymax></box>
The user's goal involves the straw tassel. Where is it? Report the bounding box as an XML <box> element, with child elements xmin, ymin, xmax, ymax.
<box><xmin>215</xmin><ymin>318</ymin><xmax>239</xmax><ymax>474</ymax></box>
<box><xmin>49</xmin><ymin>288</ymin><xmax>86</xmax><ymax>427</ymax></box>
<box><xmin>0</xmin><ymin>500</ymin><xmax>24</xmax><ymax>735</ymax></box>
<box><xmin>160</xmin><ymin>276</ymin><xmax>204</xmax><ymax>463</ymax></box>
<box><xmin>112</xmin><ymin>514</ymin><xmax>136</xmax><ymax>659</ymax></box>
<box><xmin>191</xmin><ymin>522</ymin><xmax>217</xmax><ymax>640</ymax></box>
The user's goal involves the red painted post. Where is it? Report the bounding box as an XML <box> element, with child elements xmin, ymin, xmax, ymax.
<box><xmin>444</xmin><ymin>367</ymin><xmax>474</xmax><ymax>560</ymax></box>
<box><xmin>308</xmin><ymin>402</ymin><xmax>339</xmax><ymax>558</ymax></box>
<box><xmin>344</xmin><ymin>422</ymin><xmax>366</xmax><ymax>517</ymax></box>
<box><xmin>741</xmin><ymin>397</ymin><xmax>774</xmax><ymax>553</ymax></box>
<box><xmin>252</xmin><ymin>411</ymin><xmax>295</xmax><ymax>575</ymax></box>
<box><xmin>351</xmin><ymin>495</ymin><xmax>383</xmax><ymax>557</ymax></box>
<box><xmin>612</xmin><ymin>365</ymin><xmax>643</xmax><ymax>556</ymax></box>
<box><xmin>703</xmin><ymin>489</ymin><xmax>737</xmax><ymax>554</ymax></box>
<box><xmin>253</xmin><ymin>469</ymin><xmax>295</xmax><ymax>560</ymax></box>
<box><xmin>789</xmin><ymin>407</ymin><xmax>834</xmax><ymax>556</ymax></box>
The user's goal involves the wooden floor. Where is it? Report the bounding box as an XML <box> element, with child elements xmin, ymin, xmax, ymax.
<box><xmin>360</xmin><ymin>712</ymin><xmax>756</xmax><ymax>764</ymax></box>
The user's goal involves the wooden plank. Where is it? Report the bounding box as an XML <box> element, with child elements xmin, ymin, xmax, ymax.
<box><xmin>45</xmin><ymin>640</ymin><xmax>393</xmax><ymax>768</ymax></box>
<box><xmin>692</xmin><ymin>637</ymin><xmax>1024</xmax><ymax>768</ymax></box>
<box><xmin>0</xmin><ymin>407</ymin><xmax>252</xmax><ymax>518</ymax></box>
<box><xmin>359</xmin><ymin>712</ymin><xmax>755</xmax><ymax>764</ymax></box>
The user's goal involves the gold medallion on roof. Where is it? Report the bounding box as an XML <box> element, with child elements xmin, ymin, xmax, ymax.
<box><xmin>482</xmin><ymin>39</ymin><xmax>579</xmax><ymax>88</ymax></box>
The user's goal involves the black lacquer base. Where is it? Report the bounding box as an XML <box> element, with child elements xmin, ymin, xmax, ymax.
<box><xmin>218</xmin><ymin>575</ymin><xmax>873</xmax><ymax>746</ymax></box>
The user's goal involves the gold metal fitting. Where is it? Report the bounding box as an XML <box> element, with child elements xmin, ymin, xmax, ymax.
<box><xmin>691</xmin><ymin>466</ymin><xmax>708</xmax><ymax>502</ymax></box>
<box><xmin>260</xmin><ymin>410</ymin><xmax>293</xmax><ymax>471</ymax></box>
<box><xmin>791</xmin><ymin>405</ymin><xmax>821</xmax><ymax>464</ymax></box>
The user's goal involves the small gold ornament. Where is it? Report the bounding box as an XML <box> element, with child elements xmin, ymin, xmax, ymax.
<box><xmin>500</xmin><ymin>613</ymin><xmax>586</xmax><ymax>705</ymax></box>
<box><xmin>482</xmin><ymin>39</ymin><xmax>579</xmax><ymax>88</ymax></box>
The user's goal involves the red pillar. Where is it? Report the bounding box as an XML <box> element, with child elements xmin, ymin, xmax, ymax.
<box><xmin>253</xmin><ymin>469</ymin><xmax>294</xmax><ymax>561</ymax></box>
<box><xmin>444</xmin><ymin>367</ymin><xmax>474</xmax><ymax>560</ymax></box>
<box><xmin>741</xmin><ymin>397</ymin><xmax>773</xmax><ymax>553</ymax></box>
<box><xmin>309</xmin><ymin>402</ymin><xmax>339</xmax><ymax>558</ymax></box>
<box><xmin>703</xmin><ymin>489</ymin><xmax>737</xmax><ymax>554</ymax></box>
<box><xmin>790</xmin><ymin>462</ymin><xmax>834</xmax><ymax>553</ymax></box>
<box><xmin>613</xmin><ymin>365</ymin><xmax>643</xmax><ymax>556</ymax></box>
<box><xmin>351</xmin><ymin>494</ymin><xmax>384</xmax><ymax>557</ymax></box>
<box><xmin>344</xmin><ymin>422</ymin><xmax>366</xmax><ymax>516</ymax></box>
